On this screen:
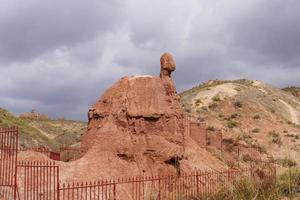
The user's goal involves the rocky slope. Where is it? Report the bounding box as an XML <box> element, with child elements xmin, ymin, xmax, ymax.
<box><xmin>180</xmin><ymin>79</ymin><xmax>300</xmax><ymax>167</ymax></box>
<box><xmin>0</xmin><ymin>108</ymin><xmax>87</xmax><ymax>150</ymax></box>
<box><xmin>283</xmin><ymin>86</ymin><xmax>300</xmax><ymax>100</ymax></box>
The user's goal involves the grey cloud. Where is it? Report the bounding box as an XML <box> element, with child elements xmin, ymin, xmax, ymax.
<box><xmin>0</xmin><ymin>0</ymin><xmax>124</xmax><ymax>63</ymax></box>
<box><xmin>1</xmin><ymin>0</ymin><xmax>300</xmax><ymax>120</ymax></box>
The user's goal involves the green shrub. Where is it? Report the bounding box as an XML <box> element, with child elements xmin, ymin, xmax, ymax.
<box><xmin>276</xmin><ymin>158</ymin><xmax>297</xmax><ymax>168</ymax></box>
<box><xmin>252</xmin><ymin>128</ymin><xmax>260</xmax><ymax>133</ymax></box>
<box><xmin>269</xmin><ymin>131</ymin><xmax>282</xmax><ymax>145</ymax></box>
<box><xmin>206</xmin><ymin>126</ymin><xmax>216</xmax><ymax>131</ymax></box>
<box><xmin>227</xmin><ymin>120</ymin><xmax>238</xmax><ymax>128</ymax></box>
<box><xmin>208</xmin><ymin>102</ymin><xmax>218</xmax><ymax>109</ymax></box>
<box><xmin>195</xmin><ymin>99</ymin><xmax>202</xmax><ymax>106</ymax></box>
<box><xmin>253</xmin><ymin>114</ymin><xmax>260</xmax><ymax>120</ymax></box>
<box><xmin>277</xmin><ymin>168</ymin><xmax>300</xmax><ymax>198</ymax></box>
<box><xmin>230</xmin><ymin>113</ymin><xmax>239</xmax><ymax>119</ymax></box>
<box><xmin>234</xmin><ymin>101</ymin><xmax>243</xmax><ymax>108</ymax></box>
<box><xmin>212</xmin><ymin>96</ymin><xmax>221</xmax><ymax>102</ymax></box>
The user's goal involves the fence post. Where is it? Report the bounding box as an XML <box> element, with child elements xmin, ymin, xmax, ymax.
<box><xmin>57</xmin><ymin>166</ymin><xmax>60</xmax><ymax>200</ymax></box>
<box><xmin>196</xmin><ymin>172</ymin><xmax>199</xmax><ymax>194</ymax></box>
<box><xmin>237</xmin><ymin>141</ymin><xmax>240</xmax><ymax>168</ymax></box>
<box><xmin>205</xmin><ymin>129</ymin><xmax>208</xmax><ymax>151</ymax></box>
<box><xmin>158</xmin><ymin>178</ymin><xmax>161</xmax><ymax>200</ymax></box>
<box><xmin>14</xmin><ymin>128</ymin><xmax>18</xmax><ymax>200</ymax></box>
<box><xmin>220</xmin><ymin>130</ymin><xmax>223</xmax><ymax>156</ymax></box>
<box><xmin>113</xmin><ymin>182</ymin><xmax>116</xmax><ymax>200</ymax></box>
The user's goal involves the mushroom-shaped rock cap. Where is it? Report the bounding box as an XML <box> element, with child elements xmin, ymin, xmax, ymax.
<box><xmin>160</xmin><ymin>52</ymin><xmax>176</xmax><ymax>76</ymax></box>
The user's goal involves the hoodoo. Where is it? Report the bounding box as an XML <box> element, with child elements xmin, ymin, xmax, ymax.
<box><xmin>75</xmin><ymin>53</ymin><xmax>222</xmax><ymax>182</ymax></box>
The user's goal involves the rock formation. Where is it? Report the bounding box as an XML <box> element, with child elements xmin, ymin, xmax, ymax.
<box><xmin>73</xmin><ymin>52</ymin><xmax>223</xmax><ymax>182</ymax></box>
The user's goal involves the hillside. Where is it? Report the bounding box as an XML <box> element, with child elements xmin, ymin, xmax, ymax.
<box><xmin>0</xmin><ymin>108</ymin><xmax>87</xmax><ymax>150</ymax></box>
<box><xmin>180</xmin><ymin>79</ymin><xmax>300</xmax><ymax>168</ymax></box>
<box><xmin>283</xmin><ymin>86</ymin><xmax>300</xmax><ymax>100</ymax></box>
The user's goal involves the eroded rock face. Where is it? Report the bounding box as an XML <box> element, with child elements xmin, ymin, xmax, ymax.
<box><xmin>79</xmin><ymin>53</ymin><xmax>223</xmax><ymax>178</ymax></box>
<box><xmin>86</xmin><ymin>52</ymin><xmax>184</xmax><ymax>136</ymax></box>
<box><xmin>81</xmin><ymin>53</ymin><xmax>186</xmax><ymax>172</ymax></box>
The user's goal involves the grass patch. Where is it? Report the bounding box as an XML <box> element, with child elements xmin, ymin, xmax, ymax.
<box><xmin>268</xmin><ymin>131</ymin><xmax>282</xmax><ymax>145</ymax></box>
<box><xmin>252</xmin><ymin>128</ymin><xmax>260</xmax><ymax>133</ymax></box>
<box><xmin>206</xmin><ymin>126</ymin><xmax>216</xmax><ymax>131</ymax></box>
<box><xmin>234</xmin><ymin>101</ymin><xmax>243</xmax><ymax>108</ymax></box>
<box><xmin>227</xmin><ymin>120</ymin><xmax>238</xmax><ymax>128</ymax></box>
<box><xmin>253</xmin><ymin>114</ymin><xmax>260</xmax><ymax>120</ymax></box>
<box><xmin>276</xmin><ymin>157</ymin><xmax>297</xmax><ymax>168</ymax></box>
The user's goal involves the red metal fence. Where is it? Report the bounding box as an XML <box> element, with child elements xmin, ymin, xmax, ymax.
<box><xmin>0</xmin><ymin>126</ymin><xmax>277</xmax><ymax>200</ymax></box>
<box><xmin>17</xmin><ymin>161</ymin><xmax>59</xmax><ymax>200</ymax></box>
<box><xmin>59</xmin><ymin>181</ymin><xmax>116</xmax><ymax>200</ymax></box>
<box><xmin>0</xmin><ymin>127</ymin><xmax>18</xmax><ymax>200</ymax></box>
<box><xmin>18</xmin><ymin>147</ymin><xmax>60</xmax><ymax>161</ymax></box>
<box><xmin>14</xmin><ymin>163</ymin><xmax>276</xmax><ymax>200</ymax></box>
<box><xmin>57</xmin><ymin>168</ymin><xmax>250</xmax><ymax>200</ymax></box>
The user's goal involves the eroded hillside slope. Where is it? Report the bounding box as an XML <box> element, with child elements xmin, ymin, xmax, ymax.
<box><xmin>180</xmin><ymin>79</ymin><xmax>300</xmax><ymax>167</ymax></box>
<box><xmin>0</xmin><ymin>108</ymin><xmax>87</xmax><ymax>150</ymax></box>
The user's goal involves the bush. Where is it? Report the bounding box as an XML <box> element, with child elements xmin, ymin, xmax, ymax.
<box><xmin>230</xmin><ymin>113</ymin><xmax>239</xmax><ymax>119</ymax></box>
<box><xmin>208</xmin><ymin>102</ymin><xmax>218</xmax><ymax>109</ymax></box>
<box><xmin>206</xmin><ymin>126</ymin><xmax>216</xmax><ymax>131</ymax></box>
<box><xmin>195</xmin><ymin>99</ymin><xmax>202</xmax><ymax>106</ymax></box>
<box><xmin>234</xmin><ymin>101</ymin><xmax>243</xmax><ymax>108</ymax></box>
<box><xmin>253</xmin><ymin>114</ymin><xmax>260</xmax><ymax>120</ymax></box>
<box><xmin>252</xmin><ymin>128</ymin><xmax>260</xmax><ymax>133</ymax></box>
<box><xmin>269</xmin><ymin>131</ymin><xmax>282</xmax><ymax>145</ymax></box>
<box><xmin>212</xmin><ymin>96</ymin><xmax>221</xmax><ymax>102</ymax></box>
<box><xmin>227</xmin><ymin>120</ymin><xmax>238</xmax><ymax>128</ymax></box>
<box><xmin>277</xmin><ymin>168</ymin><xmax>300</xmax><ymax>198</ymax></box>
<box><xmin>276</xmin><ymin>158</ymin><xmax>297</xmax><ymax>168</ymax></box>
<box><xmin>193</xmin><ymin>177</ymin><xmax>280</xmax><ymax>200</ymax></box>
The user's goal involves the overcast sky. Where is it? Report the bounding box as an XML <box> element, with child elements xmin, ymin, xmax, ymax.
<box><xmin>1</xmin><ymin>0</ymin><xmax>300</xmax><ymax>121</ymax></box>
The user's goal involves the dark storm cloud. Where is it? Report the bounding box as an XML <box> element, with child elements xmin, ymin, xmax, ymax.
<box><xmin>1</xmin><ymin>0</ymin><xmax>300</xmax><ymax>120</ymax></box>
<box><xmin>0</xmin><ymin>0</ymin><xmax>124</xmax><ymax>62</ymax></box>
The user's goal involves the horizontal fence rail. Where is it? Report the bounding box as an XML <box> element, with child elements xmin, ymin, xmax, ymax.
<box><xmin>18</xmin><ymin>147</ymin><xmax>60</xmax><ymax>161</ymax></box>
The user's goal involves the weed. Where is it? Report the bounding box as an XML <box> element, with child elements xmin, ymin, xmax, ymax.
<box><xmin>268</xmin><ymin>131</ymin><xmax>282</xmax><ymax>145</ymax></box>
<box><xmin>195</xmin><ymin>99</ymin><xmax>202</xmax><ymax>106</ymax></box>
<box><xmin>206</xmin><ymin>126</ymin><xmax>216</xmax><ymax>131</ymax></box>
<box><xmin>234</xmin><ymin>101</ymin><xmax>243</xmax><ymax>108</ymax></box>
<box><xmin>208</xmin><ymin>102</ymin><xmax>218</xmax><ymax>109</ymax></box>
<box><xmin>277</xmin><ymin>168</ymin><xmax>300</xmax><ymax>198</ymax></box>
<box><xmin>252</xmin><ymin>128</ymin><xmax>260</xmax><ymax>133</ymax></box>
<box><xmin>212</xmin><ymin>96</ymin><xmax>221</xmax><ymax>102</ymax></box>
<box><xmin>227</xmin><ymin>120</ymin><xmax>238</xmax><ymax>128</ymax></box>
<box><xmin>253</xmin><ymin>114</ymin><xmax>260</xmax><ymax>120</ymax></box>
<box><xmin>276</xmin><ymin>158</ymin><xmax>297</xmax><ymax>168</ymax></box>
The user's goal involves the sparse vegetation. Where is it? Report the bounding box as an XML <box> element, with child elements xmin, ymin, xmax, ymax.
<box><xmin>252</xmin><ymin>128</ymin><xmax>260</xmax><ymax>133</ymax></box>
<box><xmin>206</xmin><ymin>126</ymin><xmax>216</xmax><ymax>131</ymax></box>
<box><xmin>234</xmin><ymin>101</ymin><xmax>243</xmax><ymax>108</ymax></box>
<box><xmin>227</xmin><ymin>120</ymin><xmax>238</xmax><ymax>128</ymax></box>
<box><xmin>194</xmin><ymin>99</ymin><xmax>202</xmax><ymax>106</ymax></box>
<box><xmin>208</xmin><ymin>102</ymin><xmax>218</xmax><ymax>109</ymax></box>
<box><xmin>230</xmin><ymin>113</ymin><xmax>239</xmax><ymax>119</ymax></box>
<box><xmin>276</xmin><ymin>157</ymin><xmax>297</xmax><ymax>168</ymax></box>
<box><xmin>0</xmin><ymin>107</ymin><xmax>87</xmax><ymax>151</ymax></box>
<box><xmin>185</xmin><ymin>108</ymin><xmax>191</xmax><ymax>113</ymax></box>
<box><xmin>189</xmin><ymin>168</ymin><xmax>300</xmax><ymax>199</ymax></box>
<box><xmin>212</xmin><ymin>96</ymin><xmax>221</xmax><ymax>102</ymax></box>
<box><xmin>192</xmin><ymin>177</ymin><xmax>280</xmax><ymax>200</ymax></box>
<box><xmin>277</xmin><ymin>168</ymin><xmax>300</xmax><ymax>198</ymax></box>
<box><xmin>253</xmin><ymin>114</ymin><xmax>260</xmax><ymax>120</ymax></box>
<box><xmin>268</xmin><ymin>131</ymin><xmax>282</xmax><ymax>145</ymax></box>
